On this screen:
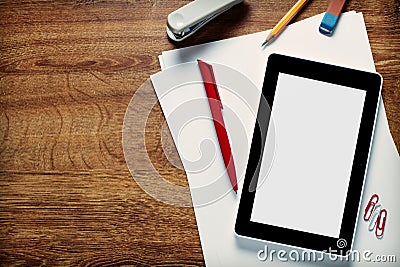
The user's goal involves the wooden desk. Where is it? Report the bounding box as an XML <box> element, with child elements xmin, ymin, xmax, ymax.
<box><xmin>0</xmin><ymin>0</ymin><xmax>398</xmax><ymax>265</ymax></box>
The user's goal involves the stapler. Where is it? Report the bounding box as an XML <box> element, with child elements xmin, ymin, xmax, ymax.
<box><xmin>167</xmin><ymin>0</ymin><xmax>243</xmax><ymax>42</ymax></box>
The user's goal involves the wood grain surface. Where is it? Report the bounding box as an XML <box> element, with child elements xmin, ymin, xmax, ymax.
<box><xmin>0</xmin><ymin>0</ymin><xmax>399</xmax><ymax>266</ymax></box>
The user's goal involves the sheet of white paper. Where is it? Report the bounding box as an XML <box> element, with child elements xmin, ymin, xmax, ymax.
<box><xmin>154</xmin><ymin>12</ymin><xmax>400</xmax><ymax>266</ymax></box>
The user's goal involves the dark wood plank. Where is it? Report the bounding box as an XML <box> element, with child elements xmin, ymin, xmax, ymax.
<box><xmin>0</xmin><ymin>0</ymin><xmax>398</xmax><ymax>265</ymax></box>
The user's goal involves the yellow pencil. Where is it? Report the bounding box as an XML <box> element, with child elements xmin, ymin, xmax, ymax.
<box><xmin>262</xmin><ymin>0</ymin><xmax>311</xmax><ymax>46</ymax></box>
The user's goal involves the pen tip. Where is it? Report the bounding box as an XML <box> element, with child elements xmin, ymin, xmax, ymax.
<box><xmin>233</xmin><ymin>186</ymin><xmax>238</xmax><ymax>194</ymax></box>
<box><xmin>261</xmin><ymin>41</ymin><xmax>267</xmax><ymax>47</ymax></box>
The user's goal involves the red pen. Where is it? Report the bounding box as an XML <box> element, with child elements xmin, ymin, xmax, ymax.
<box><xmin>197</xmin><ymin>59</ymin><xmax>238</xmax><ymax>193</ymax></box>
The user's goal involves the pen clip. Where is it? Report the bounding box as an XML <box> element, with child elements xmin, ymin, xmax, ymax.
<box><xmin>205</xmin><ymin>63</ymin><xmax>223</xmax><ymax>110</ymax></box>
<box><xmin>198</xmin><ymin>59</ymin><xmax>223</xmax><ymax>110</ymax></box>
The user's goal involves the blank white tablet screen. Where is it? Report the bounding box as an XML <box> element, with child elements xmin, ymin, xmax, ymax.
<box><xmin>250</xmin><ymin>73</ymin><xmax>366</xmax><ymax>238</ymax></box>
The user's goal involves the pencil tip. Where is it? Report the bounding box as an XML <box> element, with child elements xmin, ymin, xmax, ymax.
<box><xmin>261</xmin><ymin>34</ymin><xmax>274</xmax><ymax>47</ymax></box>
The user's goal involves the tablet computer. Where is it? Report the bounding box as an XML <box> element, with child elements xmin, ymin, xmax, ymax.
<box><xmin>235</xmin><ymin>54</ymin><xmax>382</xmax><ymax>255</ymax></box>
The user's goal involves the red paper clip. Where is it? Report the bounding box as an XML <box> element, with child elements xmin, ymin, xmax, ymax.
<box><xmin>364</xmin><ymin>194</ymin><xmax>379</xmax><ymax>221</ymax></box>
<box><xmin>375</xmin><ymin>209</ymin><xmax>387</xmax><ymax>238</ymax></box>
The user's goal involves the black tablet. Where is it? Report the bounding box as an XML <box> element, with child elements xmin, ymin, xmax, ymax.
<box><xmin>235</xmin><ymin>54</ymin><xmax>382</xmax><ymax>255</ymax></box>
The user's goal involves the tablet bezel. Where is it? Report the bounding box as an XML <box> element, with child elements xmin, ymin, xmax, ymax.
<box><xmin>235</xmin><ymin>53</ymin><xmax>382</xmax><ymax>255</ymax></box>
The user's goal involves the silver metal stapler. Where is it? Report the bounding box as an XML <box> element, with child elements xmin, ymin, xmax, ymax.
<box><xmin>167</xmin><ymin>0</ymin><xmax>243</xmax><ymax>42</ymax></box>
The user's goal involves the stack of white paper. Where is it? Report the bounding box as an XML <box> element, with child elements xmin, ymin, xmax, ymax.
<box><xmin>152</xmin><ymin>12</ymin><xmax>400</xmax><ymax>266</ymax></box>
